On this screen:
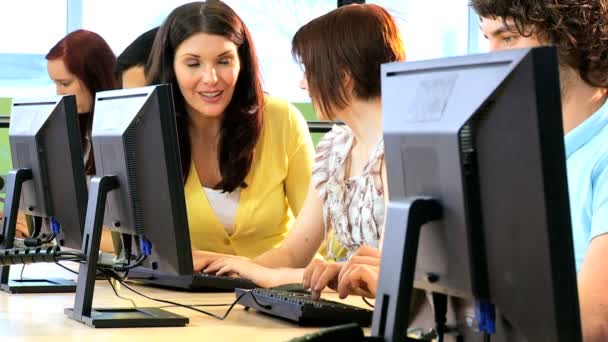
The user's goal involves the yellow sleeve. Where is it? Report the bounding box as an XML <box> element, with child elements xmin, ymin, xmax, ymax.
<box><xmin>284</xmin><ymin>103</ymin><xmax>314</xmax><ymax>215</ymax></box>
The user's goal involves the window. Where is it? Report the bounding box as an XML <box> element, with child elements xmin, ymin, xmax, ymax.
<box><xmin>0</xmin><ymin>1</ymin><xmax>481</xmax><ymax>100</ymax></box>
<box><xmin>0</xmin><ymin>1</ymin><xmax>67</xmax><ymax>54</ymax></box>
<box><xmin>369</xmin><ymin>0</ymin><xmax>471</xmax><ymax>61</ymax></box>
<box><xmin>224</xmin><ymin>0</ymin><xmax>336</xmax><ymax>102</ymax></box>
<box><xmin>0</xmin><ymin>0</ymin><xmax>67</xmax><ymax>97</ymax></box>
<box><xmin>474</xmin><ymin>15</ymin><xmax>490</xmax><ymax>54</ymax></box>
<box><xmin>82</xmin><ymin>0</ymin><xmax>336</xmax><ymax>103</ymax></box>
<box><xmin>82</xmin><ymin>0</ymin><xmax>186</xmax><ymax>55</ymax></box>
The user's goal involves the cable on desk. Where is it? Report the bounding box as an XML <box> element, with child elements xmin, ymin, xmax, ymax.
<box><xmin>54</xmin><ymin>261</ymin><xmax>108</xmax><ymax>279</ymax></box>
<box><xmin>98</xmin><ymin>268</ymin><xmax>138</xmax><ymax>308</ymax></box>
<box><xmin>91</xmin><ymin>264</ymin><xmax>235</xmax><ymax>310</ymax></box>
<box><xmin>159</xmin><ymin>303</ymin><xmax>234</xmax><ymax>309</ymax></box>
<box><xmin>53</xmin><ymin>256</ymin><xmax>268</xmax><ymax>321</ymax></box>
<box><xmin>54</xmin><ymin>262</ymin><xmax>78</xmax><ymax>275</ymax></box>
<box><xmin>362</xmin><ymin>297</ymin><xmax>374</xmax><ymax>308</ymax></box>
<box><xmin>54</xmin><ymin>261</ymin><xmax>137</xmax><ymax>307</ymax></box>
<box><xmin>97</xmin><ymin>260</ymin><xmax>237</xmax><ymax>310</ymax></box>
<box><xmin>113</xmin><ymin>275</ymin><xmax>270</xmax><ymax>321</ymax></box>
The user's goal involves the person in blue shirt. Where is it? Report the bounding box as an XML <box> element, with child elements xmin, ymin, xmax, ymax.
<box><xmin>339</xmin><ymin>2</ymin><xmax>608</xmax><ymax>338</ymax></box>
<box><xmin>470</xmin><ymin>1</ymin><xmax>608</xmax><ymax>340</ymax></box>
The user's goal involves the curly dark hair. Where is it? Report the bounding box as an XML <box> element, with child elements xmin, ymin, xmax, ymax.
<box><xmin>470</xmin><ymin>0</ymin><xmax>608</xmax><ymax>88</ymax></box>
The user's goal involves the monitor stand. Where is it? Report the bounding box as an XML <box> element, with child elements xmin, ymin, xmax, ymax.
<box><xmin>65</xmin><ymin>175</ymin><xmax>188</xmax><ymax>328</ymax></box>
<box><xmin>2</xmin><ymin>278</ymin><xmax>76</xmax><ymax>294</ymax></box>
<box><xmin>0</xmin><ymin>168</ymin><xmax>77</xmax><ymax>294</ymax></box>
<box><xmin>371</xmin><ymin>197</ymin><xmax>444</xmax><ymax>342</ymax></box>
<box><xmin>290</xmin><ymin>197</ymin><xmax>444</xmax><ymax>342</ymax></box>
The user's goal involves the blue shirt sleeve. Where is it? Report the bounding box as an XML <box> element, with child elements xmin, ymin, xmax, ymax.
<box><xmin>590</xmin><ymin>154</ymin><xmax>608</xmax><ymax>241</ymax></box>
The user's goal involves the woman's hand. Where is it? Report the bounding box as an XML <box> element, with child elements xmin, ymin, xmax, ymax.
<box><xmin>302</xmin><ymin>259</ymin><xmax>344</xmax><ymax>300</ymax></box>
<box><xmin>203</xmin><ymin>257</ymin><xmax>276</xmax><ymax>288</ymax></box>
<box><xmin>15</xmin><ymin>213</ymin><xmax>29</xmax><ymax>238</ymax></box>
<box><xmin>192</xmin><ymin>250</ymin><xmax>246</xmax><ymax>272</ymax></box>
<box><xmin>0</xmin><ymin>211</ymin><xmax>30</xmax><ymax>238</ymax></box>
<box><xmin>337</xmin><ymin>245</ymin><xmax>381</xmax><ymax>299</ymax></box>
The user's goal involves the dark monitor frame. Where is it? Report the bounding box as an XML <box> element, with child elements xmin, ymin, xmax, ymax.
<box><xmin>371</xmin><ymin>47</ymin><xmax>581</xmax><ymax>341</ymax></box>
<box><xmin>94</xmin><ymin>85</ymin><xmax>192</xmax><ymax>276</ymax></box>
<box><xmin>0</xmin><ymin>95</ymin><xmax>88</xmax><ymax>294</ymax></box>
<box><xmin>0</xmin><ymin>116</ymin><xmax>10</xmax><ymax>193</ymax></box>
<box><xmin>307</xmin><ymin>120</ymin><xmax>337</xmax><ymax>133</ymax></box>
<box><xmin>65</xmin><ymin>84</ymin><xmax>190</xmax><ymax>328</ymax></box>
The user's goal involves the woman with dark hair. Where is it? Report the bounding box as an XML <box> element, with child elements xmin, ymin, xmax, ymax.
<box><xmin>115</xmin><ymin>27</ymin><xmax>159</xmax><ymax>88</ymax></box>
<box><xmin>46</xmin><ymin>29</ymin><xmax>118</xmax><ymax>251</ymax></box>
<box><xmin>200</xmin><ymin>4</ymin><xmax>406</xmax><ymax>297</ymax></box>
<box><xmin>146</xmin><ymin>1</ymin><xmax>314</xmax><ymax>263</ymax></box>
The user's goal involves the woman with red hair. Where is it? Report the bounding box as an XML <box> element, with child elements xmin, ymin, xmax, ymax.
<box><xmin>46</xmin><ymin>29</ymin><xmax>118</xmax><ymax>251</ymax></box>
<box><xmin>46</xmin><ymin>29</ymin><xmax>118</xmax><ymax>175</ymax></box>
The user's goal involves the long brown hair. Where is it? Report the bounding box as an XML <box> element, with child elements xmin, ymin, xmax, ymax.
<box><xmin>292</xmin><ymin>4</ymin><xmax>406</xmax><ymax>119</ymax></box>
<box><xmin>146</xmin><ymin>0</ymin><xmax>264</xmax><ymax>192</ymax></box>
<box><xmin>46</xmin><ymin>29</ymin><xmax>118</xmax><ymax>174</ymax></box>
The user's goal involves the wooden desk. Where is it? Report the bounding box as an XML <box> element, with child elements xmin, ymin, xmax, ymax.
<box><xmin>0</xmin><ymin>263</ymin><xmax>372</xmax><ymax>341</ymax></box>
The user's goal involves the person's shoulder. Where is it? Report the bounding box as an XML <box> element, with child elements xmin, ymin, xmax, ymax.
<box><xmin>313</xmin><ymin>124</ymin><xmax>350</xmax><ymax>168</ymax></box>
<box><xmin>312</xmin><ymin>124</ymin><xmax>350</xmax><ymax>197</ymax></box>
<box><xmin>263</xmin><ymin>94</ymin><xmax>291</xmax><ymax>115</ymax></box>
<box><xmin>262</xmin><ymin>94</ymin><xmax>307</xmax><ymax>131</ymax></box>
<box><xmin>590</xmin><ymin>123</ymin><xmax>608</xmax><ymax>174</ymax></box>
<box><xmin>318</xmin><ymin>124</ymin><xmax>350</xmax><ymax>147</ymax></box>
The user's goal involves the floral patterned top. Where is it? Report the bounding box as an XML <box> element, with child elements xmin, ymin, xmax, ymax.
<box><xmin>312</xmin><ymin>125</ymin><xmax>385</xmax><ymax>260</ymax></box>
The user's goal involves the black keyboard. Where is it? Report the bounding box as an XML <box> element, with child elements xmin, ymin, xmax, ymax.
<box><xmin>192</xmin><ymin>272</ymin><xmax>256</xmax><ymax>290</ymax></box>
<box><xmin>235</xmin><ymin>288</ymin><xmax>373</xmax><ymax>326</ymax></box>
<box><xmin>126</xmin><ymin>267</ymin><xmax>256</xmax><ymax>291</ymax></box>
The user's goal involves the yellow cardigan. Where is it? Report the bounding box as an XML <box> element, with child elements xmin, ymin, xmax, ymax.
<box><xmin>186</xmin><ymin>96</ymin><xmax>314</xmax><ymax>258</ymax></box>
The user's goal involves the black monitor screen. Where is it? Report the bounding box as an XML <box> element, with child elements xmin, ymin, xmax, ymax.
<box><xmin>91</xmin><ymin>85</ymin><xmax>193</xmax><ymax>276</ymax></box>
<box><xmin>8</xmin><ymin>95</ymin><xmax>87</xmax><ymax>249</ymax></box>
<box><xmin>374</xmin><ymin>47</ymin><xmax>581</xmax><ymax>342</ymax></box>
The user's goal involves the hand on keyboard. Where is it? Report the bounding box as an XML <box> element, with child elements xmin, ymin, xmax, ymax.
<box><xmin>203</xmin><ymin>256</ymin><xmax>273</xmax><ymax>288</ymax></box>
<box><xmin>337</xmin><ymin>245</ymin><xmax>380</xmax><ymax>299</ymax></box>
<box><xmin>302</xmin><ymin>259</ymin><xmax>345</xmax><ymax>300</ymax></box>
<box><xmin>192</xmin><ymin>250</ymin><xmax>246</xmax><ymax>272</ymax></box>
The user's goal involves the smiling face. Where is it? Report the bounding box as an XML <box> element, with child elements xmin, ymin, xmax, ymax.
<box><xmin>47</xmin><ymin>58</ymin><xmax>93</xmax><ymax>114</ymax></box>
<box><xmin>479</xmin><ymin>16</ymin><xmax>543</xmax><ymax>52</ymax></box>
<box><xmin>173</xmin><ymin>32</ymin><xmax>241</xmax><ymax>119</ymax></box>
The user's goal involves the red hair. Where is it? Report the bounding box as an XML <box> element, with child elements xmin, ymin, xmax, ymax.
<box><xmin>46</xmin><ymin>29</ymin><xmax>117</xmax><ymax>100</ymax></box>
<box><xmin>46</xmin><ymin>29</ymin><xmax>118</xmax><ymax>174</ymax></box>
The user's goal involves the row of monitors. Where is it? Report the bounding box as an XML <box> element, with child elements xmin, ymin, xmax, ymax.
<box><xmin>0</xmin><ymin>108</ymin><xmax>325</xmax><ymax>197</ymax></box>
<box><xmin>0</xmin><ymin>47</ymin><xmax>581</xmax><ymax>340</ymax></box>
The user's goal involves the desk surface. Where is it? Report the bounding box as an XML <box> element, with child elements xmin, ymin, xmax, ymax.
<box><xmin>0</xmin><ymin>263</ymin><xmax>373</xmax><ymax>342</ymax></box>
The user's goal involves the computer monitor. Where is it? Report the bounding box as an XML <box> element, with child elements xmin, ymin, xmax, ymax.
<box><xmin>0</xmin><ymin>116</ymin><xmax>10</xmax><ymax>194</ymax></box>
<box><xmin>94</xmin><ymin>85</ymin><xmax>192</xmax><ymax>275</ymax></box>
<box><xmin>371</xmin><ymin>47</ymin><xmax>582</xmax><ymax>341</ymax></box>
<box><xmin>65</xmin><ymin>84</ymin><xmax>191</xmax><ymax>328</ymax></box>
<box><xmin>0</xmin><ymin>95</ymin><xmax>88</xmax><ymax>293</ymax></box>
